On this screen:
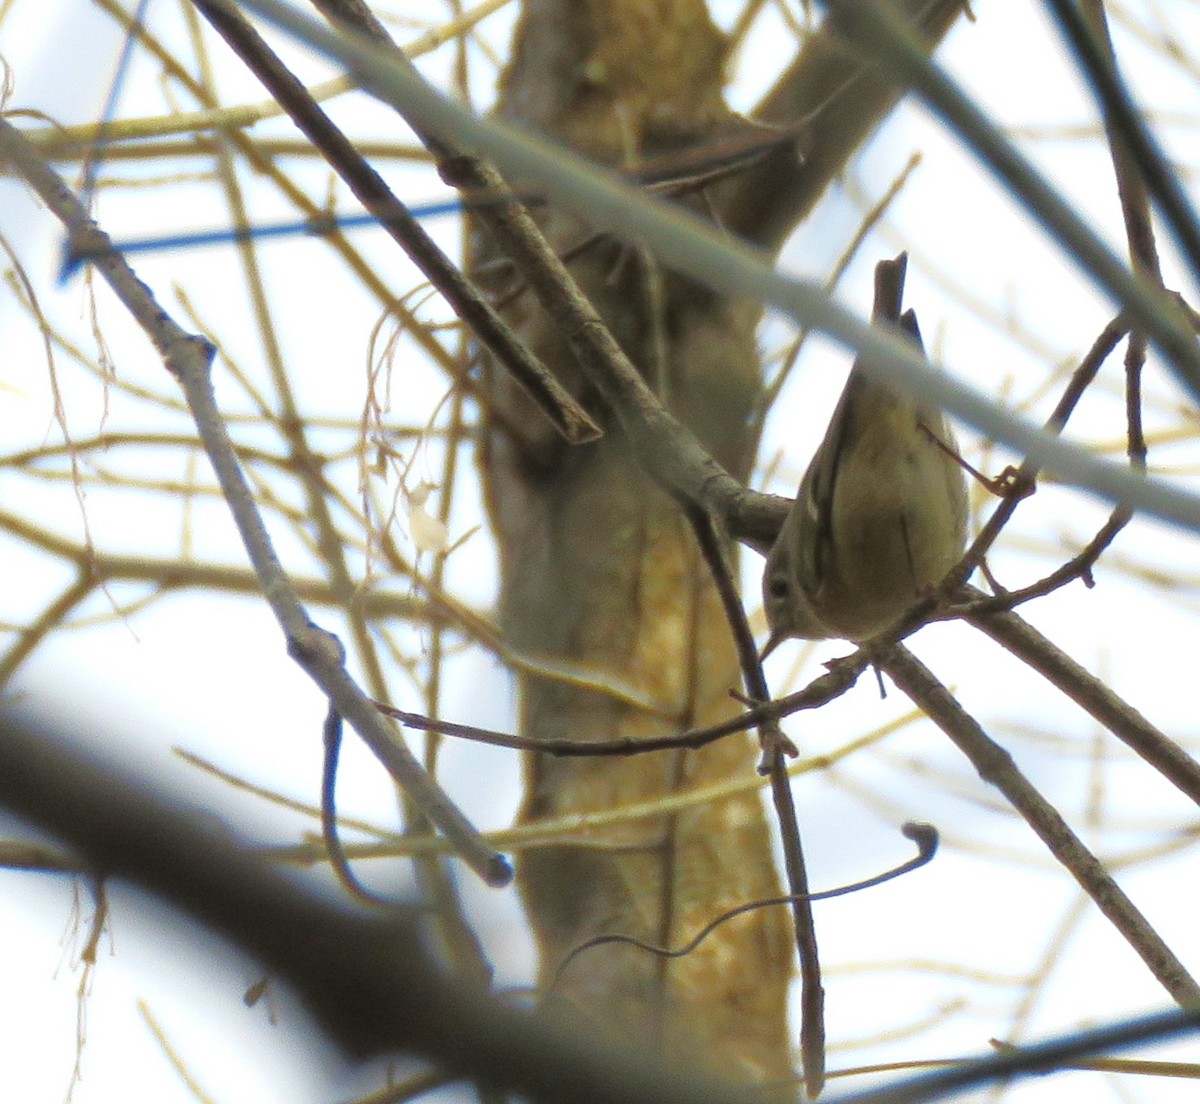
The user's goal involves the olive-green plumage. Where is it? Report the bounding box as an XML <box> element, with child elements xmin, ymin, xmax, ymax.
<box><xmin>762</xmin><ymin>253</ymin><xmax>968</xmax><ymax>647</ymax></box>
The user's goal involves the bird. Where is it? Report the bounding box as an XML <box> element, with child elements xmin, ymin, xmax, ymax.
<box><xmin>761</xmin><ymin>253</ymin><xmax>968</xmax><ymax>652</ymax></box>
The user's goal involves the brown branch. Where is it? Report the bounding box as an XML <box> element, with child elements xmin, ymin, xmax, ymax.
<box><xmin>0</xmin><ymin>840</ymin><xmax>82</xmax><ymax>874</ymax></box>
<box><xmin>0</xmin><ymin>704</ymin><xmax>754</xmax><ymax>1104</ymax></box>
<box><xmin>552</xmin><ymin>822</ymin><xmax>935</xmax><ymax>976</ymax></box>
<box><xmin>962</xmin><ymin>591</ymin><xmax>1200</xmax><ymax>809</ymax></box>
<box><xmin>303</xmin><ymin>0</ymin><xmax>781</xmax><ymax>539</ymax></box>
<box><xmin>682</xmin><ymin>503</ymin><xmax>824</xmax><ymax>1097</ymax></box>
<box><xmin>717</xmin><ymin>0</ymin><xmax>971</xmax><ymax>251</ymax></box>
<box><xmin>0</xmin><ymin>115</ymin><xmax>508</xmax><ymax>888</ymax></box>
<box><xmin>1059</xmin><ymin>0</ymin><xmax>1197</xmax><ymax>282</ymax></box>
<box><xmin>959</xmin><ymin>508</ymin><xmax>1128</xmax><ymax>611</ymax></box>
<box><xmin>952</xmin><ymin>315</ymin><xmax>1130</xmax><ymax>583</ymax></box>
<box><xmin>881</xmin><ymin>644</ymin><xmax>1200</xmax><ymax>1006</ymax></box>
<box><xmin>188</xmin><ymin>0</ymin><xmax>600</xmax><ymax>449</ymax></box>
<box><xmin>679</xmin><ymin>504</ymin><xmax>797</xmax><ymax>765</ymax></box>
<box><xmin>375</xmin><ymin>650</ymin><xmax>871</xmax><ymax>759</ymax></box>
<box><xmin>959</xmin><ymin>2</ymin><xmax>1160</xmax><ymax>615</ymax></box>
<box><xmin>941</xmin><ymin>315</ymin><xmax>1131</xmax><ymax>617</ymax></box>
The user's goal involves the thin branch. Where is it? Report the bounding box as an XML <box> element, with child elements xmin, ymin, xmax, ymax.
<box><xmin>553</xmin><ymin>823</ymin><xmax>935</xmax><ymax>977</ymax></box>
<box><xmin>375</xmin><ymin>648</ymin><xmax>871</xmax><ymax>758</ymax></box>
<box><xmin>963</xmin><ymin>593</ymin><xmax>1200</xmax><ymax>809</ymax></box>
<box><xmin>4</xmin><ymin>705</ymin><xmax>1196</xmax><ymax>1104</ymax></box>
<box><xmin>227</xmin><ymin>0</ymin><xmax>1200</xmax><ymax>539</ymax></box>
<box><xmin>0</xmin><ymin>572</ymin><xmax>96</xmax><ymax>687</ymax></box>
<box><xmin>826</xmin><ymin>1009</ymin><xmax>1200</xmax><ymax>1104</ymax></box>
<box><xmin>682</xmin><ymin>503</ymin><xmax>823</xmax><ymax>1097</ymax></box>
<box><xmin>963</xmin><ymin>0</ymin><xmax>1162</xmax><ymax>612</ymax></box>
<box><xmin>1043</xmin><ymin>0</ymin><xmax>1200</xmax><ymax>286</ymax></box>
<box><xmin>0</xmin><ymin>840</ymin><xmax>82</xmax><ymax>874</ymax></box>
<box><xmin>815</xmin><ymin>0</ymin><xmax>1200</xmax><ymax>402</ymax></box>
<box><xmin>17</xmin><ymin>0</ymin><xmax>512</xmax><ymax>154</ymax></box>
<box><xmin>186</xmin><ymin>0</ymin><xmax>598</xmax><ymax>448</ymax></box>
<box><xmin>952</xmin><ymin>315</ymin><xmax>1129</xmax><ymax>581</ymax></box>
<box><xmin>321</xmin><ymin>704</ymin><xmax>402</xmax><ymax>907</ymax></box>
<box><xmin>881</xmin><ymin>644</ymin><xmax>1200</xmax><ymax>1007</ymax></box>
<box><xmin>0</xmin><ymin>116</ymin><xmax>509</xmax><ymax>888</ymax></box>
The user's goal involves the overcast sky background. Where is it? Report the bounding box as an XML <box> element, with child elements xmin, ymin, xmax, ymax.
<box><xmin>4</xmin><ymin>1</ymin><xmax>1200</xmax><ymax>1101</ymax></box>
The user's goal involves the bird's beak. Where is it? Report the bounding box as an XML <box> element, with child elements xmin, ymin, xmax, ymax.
<box><xmin>759</xmin><ymin>626</ymin><xmax>788</xmax><ymax>663</ymax></box>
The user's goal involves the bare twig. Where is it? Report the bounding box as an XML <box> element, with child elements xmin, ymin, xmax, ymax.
<box><xmin>188</xmin><ymin>0</ymin><xmax>600</xmax><ymax>448</ymax></box>
<box><xmin>321</xmin><ymin>705</ymin><xmax>401</xmax><ymax>907</ymax></box>
<box><xmin>962</xmin><ymin>594</ymin><xmax>1200</xmax><ymax>809</ymax></box>
<box><xmin>4</xmin><ymin>705</ymin><xmax>1196</xmax><ymax>1104</ymax></box>
<box><xmin>229</xmin><ymin>0</ymin><xmax>1200</xmax><ymax>538</ymax></box>
<box><xmin>375</xmin><ymin>648</ymin><xmax>871</xmax><ymax>758</ymax></box>
<box><xmin>0</xmin><ymin>116</ymin><xmax>509</xmax><ymax>888</ymax></box>
<box><xmin>1043</xmin><ymin>0</ymin><xmax>1200</xmax><ymax>285</ymax></box>
<box><xmin>953</xmin><ymin>316</ymin><xmax>1129</xmax><ymax>581</ymax></box>
<box><xmin>815</xmin><ymin>0</ymin><xmax>1200</xmax><ymax>401</ymax></box>
<box><xmin>552</xmin><ymin>822</ymin><xmax>935</xmax><ymax>979</ymax></box>
<box><xmin>0</xmin><ymin>840</ymin><xmax>81</xmax><ymax>874</ymax></box>
<box><xmin>881</xmin><ymin>644</ymin><xmax>1200</xmax><ymax>1006</ymax></box>
<box><xmin>682</xmin><ymin>503</ymin><xmax>823</xmax><ymax>1096</ymax></box>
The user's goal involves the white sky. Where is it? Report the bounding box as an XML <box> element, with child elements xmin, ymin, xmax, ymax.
<box><xmin>3</xmin><ymin>1</ymin><xmax>1200</xmax><ymax>1102</ymax></box>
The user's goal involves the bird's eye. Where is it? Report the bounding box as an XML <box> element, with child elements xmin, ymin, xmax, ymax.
<box><xmin>767</xmin><ymin>574</ymin><xmax>790</xmax><ymax>600</ymax></box>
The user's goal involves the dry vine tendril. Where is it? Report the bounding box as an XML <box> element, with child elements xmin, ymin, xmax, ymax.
<box><xmin>549</xmin><ymin>822</ymin><xmax>937</xmax><ymax>988</ymax></box>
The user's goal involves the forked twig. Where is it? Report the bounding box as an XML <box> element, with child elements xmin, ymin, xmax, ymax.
<box><xmin>0</xmin><ymin>117</ymin><xmax>509</xmax><ymax>887</ymax></box>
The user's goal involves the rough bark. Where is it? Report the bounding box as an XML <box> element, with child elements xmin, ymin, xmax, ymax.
<box><xmin>475</xmin><ymin>0</ymin><xmax>968</xmax><ymax>1091</ymax></box>
<box><xmin>720</xmin><ymin>0</ymin><xmax>972</xmax><ymax>251</ymax></box>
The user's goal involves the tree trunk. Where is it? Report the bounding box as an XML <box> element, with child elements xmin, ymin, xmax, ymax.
<box><xmin>476</xmin><ymin>0</ymin><xmax>969</xmax><ymax>1091</ymax></box>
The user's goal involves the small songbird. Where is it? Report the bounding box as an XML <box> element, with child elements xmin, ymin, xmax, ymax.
<box><xmin>761</xmin><ymin>253</ymin><xmax>967</xmax><ymax>651</ymax></box>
